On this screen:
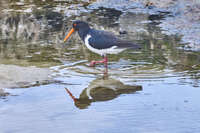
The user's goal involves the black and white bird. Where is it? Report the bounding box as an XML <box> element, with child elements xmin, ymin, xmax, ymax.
<box><xmin>64</xmin><ymin>20</ymin><xmax>141</xmax><ymax>68</ymax></box>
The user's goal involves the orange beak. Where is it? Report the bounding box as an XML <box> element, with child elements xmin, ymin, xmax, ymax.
<box><xmin>64</xmin><ymin>28</ymin><xmax>75</xmax><ymax>42</ymax></box>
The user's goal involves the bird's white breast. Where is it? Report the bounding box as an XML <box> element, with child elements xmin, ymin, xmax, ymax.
<box><xmin>84</xmin><ymin>34</ymin><xmax>125</xmax><ymax>56</ymax></box>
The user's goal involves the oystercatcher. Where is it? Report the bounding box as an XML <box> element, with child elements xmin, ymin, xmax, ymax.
<box><xmin>64</xmin><ymin>20</ymin><xmax>141</xmax><ymax>68</ymax></box>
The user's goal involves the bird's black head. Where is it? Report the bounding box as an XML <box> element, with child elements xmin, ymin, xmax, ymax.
<box><xmin>64</xmin><ymin>20</ymin><xmax>90</xmax><ymax>42</ymax></box>
<box><xmin>72</xmin><ymin>20</ymin><xmax>90</xmax><ymax>31</ymax></box>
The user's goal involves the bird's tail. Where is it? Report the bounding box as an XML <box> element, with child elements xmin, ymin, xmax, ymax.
<box><xmin>117</xmin><ymin>40</ymin><xmax>141</xmax><ymax>49</ymax></box>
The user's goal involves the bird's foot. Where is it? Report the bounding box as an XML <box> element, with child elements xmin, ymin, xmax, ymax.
<box><xmin>89</xmin><ymin>58</ymin><xmax>107</xmax><ymax>67</ymax></box>
<box><xmin>89</xmin><ymin>57</ymin><xmax>108</xmax><ymax>75</ymax></box>
<box><xmin>90</xmin><ymin>60</ymin><xmax>97</xmax><ymax>67</ymax></box>
<box><xmin>90</xmin><ymin>60</ymin><xmax>104</xmax><ymax>67</ymax></box>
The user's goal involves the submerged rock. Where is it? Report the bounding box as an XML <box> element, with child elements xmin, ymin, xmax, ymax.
<box><xmin>88</xmin><ymin>0</ymin><xmax>174</xmax><ymax>14</ymax></box>
<box><xmin>159</xmin><ymin>1</ymin><xmax>200</xmax><ymax>51</ymax></box>
<box><xmin>1</xmin><ymin>0</ymin><xmax>200</xmax><ymax>51</ymax></box>
<box><xmin>0</xmin><ymin>64</ymin><xmax>52</xmax><ymax>89</ymax></box>
<box><xmin>88</xmin><ymin>0</ymin><xmax>200</xmax><ymax>51</ymax></box>
<box><xmin>0</xmin><ymin>88</ymin><xmax>9</xmax><ymax>97</ymax></box>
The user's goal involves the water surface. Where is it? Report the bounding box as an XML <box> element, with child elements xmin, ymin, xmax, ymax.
<box><xmin>0</xmin><ymin>1</ymin><xmax>200</xmax><ymax>133</ymax></box>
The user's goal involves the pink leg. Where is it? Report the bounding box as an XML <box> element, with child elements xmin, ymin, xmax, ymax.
<box><xmin>90</xmin><ymin>56</ymin><xmax>108</xmax><ymax>67</ymax></box>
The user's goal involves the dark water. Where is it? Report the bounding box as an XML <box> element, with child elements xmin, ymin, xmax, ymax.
<box><xmin>0</xmin><ymin>1</ymin><xmax>200</xmax><ymax>133</ymax></box>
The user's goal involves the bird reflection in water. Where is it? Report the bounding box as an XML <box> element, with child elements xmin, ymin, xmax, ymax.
<box><xmin>65</xmin><ymin>76</ymin><xmax>142</xmax><ymax>109</ymax></box>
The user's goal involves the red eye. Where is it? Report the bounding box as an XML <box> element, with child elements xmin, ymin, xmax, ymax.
<box><xmin>73</xmin><ymin>23</ymin><xmax>77</xmax><ymax>27</ymax></box>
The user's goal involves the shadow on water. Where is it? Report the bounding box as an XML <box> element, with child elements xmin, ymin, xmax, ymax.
<box><xmin>65</xmin><ymin>75</ymin><xmax>142</xmax><ymax>109</ymax></box>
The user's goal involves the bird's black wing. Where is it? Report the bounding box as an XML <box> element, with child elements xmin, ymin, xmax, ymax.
<box><xmin>88</xmin><ymin>29</ymin><xmax>120</xmax><ymax>49</ymax></box>
<box><xmin>88</xmin><ymin>29</ymin><xmax>141</xmax><ymax>49</ymax></box>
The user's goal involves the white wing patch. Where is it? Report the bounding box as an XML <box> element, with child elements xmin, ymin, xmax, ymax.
<box><xmin>84</xmin><ymin>34</ymin><xmax>125</xmax><ymax>56</ymax></box>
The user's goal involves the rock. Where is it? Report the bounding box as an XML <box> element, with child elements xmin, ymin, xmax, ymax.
<box><xmin>0</xmin><ymin>88</ymin><xmax>9</xmax><ymax>97</ymax></box>
<box><xmin>0</xmin><ymin>64</ymin><xmax>52</xmax><ymax>88</ymax></box>
<box><xmin>88</xmin><ymin>0</ymin><xmax>200</xmax><ymax>51</ymax></box>
<box><xmin>159</xmin><ymin>0</ymin><xmax>200</xmax><ymax>51</ymax></box>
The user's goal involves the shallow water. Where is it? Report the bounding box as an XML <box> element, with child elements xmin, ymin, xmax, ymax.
<box><xmin>0</xmin><ymin>1</ymin><xmax>200</xmax><ymax>133</ymax></box>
